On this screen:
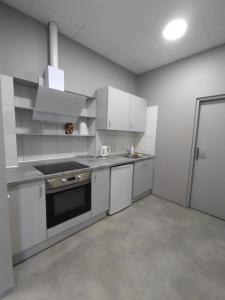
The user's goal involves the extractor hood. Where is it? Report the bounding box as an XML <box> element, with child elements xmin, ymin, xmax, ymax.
<box><xmin>33</xmin><ymin>22</ymin><xmax>87</xmax><ymax>123</ymax></box>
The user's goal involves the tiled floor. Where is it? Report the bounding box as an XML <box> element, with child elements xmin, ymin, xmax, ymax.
<box><xmin>5</xmin><ymin>195</ymin><xmax>225</xmax><ymax>300</ymax></box>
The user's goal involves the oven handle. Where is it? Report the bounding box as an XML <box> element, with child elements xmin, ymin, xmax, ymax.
<box><xmin>46</xmin><ymin>179</ymin><xmax>91</xmax><ymax>194</ymax></box>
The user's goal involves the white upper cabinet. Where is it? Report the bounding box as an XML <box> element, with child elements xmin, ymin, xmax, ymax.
<box><xmin>96</xmin><ymin>86</ymin><xmax>130</xmax><ymax>131</ymax></box>
<box><xmin>96</xmin><ymin>86</ymin><xmax>147</xmax><ymax>132</ymax></box>
<box><xmin>130</xmin><ymin>95</ymin><xmax>147</xmax><ymax>132</ymax></box>
<box><xmin>107</xmin><ymin>87</ymin><xmax>130</xmax><ymax>131</ymax></box>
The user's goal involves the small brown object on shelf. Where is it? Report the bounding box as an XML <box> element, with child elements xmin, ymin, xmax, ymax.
<box><xmin>65</xmin><ymin>123</ymin><xmax>74</xmax><ymax>134</ymax></box>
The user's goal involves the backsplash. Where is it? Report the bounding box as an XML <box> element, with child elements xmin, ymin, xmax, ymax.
<box><xmin>96</xmin><ymin>130</ymin><xmax>135</xmax><ymax>156</ymax></box>
<box><xmin>17</xmin><ymin>135</ymin><xmax>88</xmax><ymax>162</ymax></box>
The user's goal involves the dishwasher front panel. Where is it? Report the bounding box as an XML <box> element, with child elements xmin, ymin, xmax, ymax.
<box><xmin>109</xmin><ymin>164</ymin><xmax>133</xmax><ymax>215</ymax></box>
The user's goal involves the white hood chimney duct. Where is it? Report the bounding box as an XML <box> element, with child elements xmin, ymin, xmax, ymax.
<box><xmin>44</xmin><ymin>21</ymin><xmax>64</xmax><ymax>91</ymax></box>
<box><xmin>49</xmin><ymin>22</ymin><xmax>59</xmax><ymax>68</ymax></box>
<box><xmin>33</xmin><ymin>21</ymin><xmax>86</xmax><ymax>123</ymax></box>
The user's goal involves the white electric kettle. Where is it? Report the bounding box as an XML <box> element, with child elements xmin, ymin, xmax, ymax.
<box><xmin>100</xmin><ymin>145</ymin><xmax>111</xmax><ymax>157</ymax></box>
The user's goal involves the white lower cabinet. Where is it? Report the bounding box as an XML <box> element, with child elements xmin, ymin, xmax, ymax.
<box><xmin>91</xmin><ymin>168</ymin><xmax>110</xmax><ymax>217</ymax></box>
<box><xmin>133</xmin><ymin>159</ymin><xmax>154</xmax><ymax>200</ymax></box>
<box><xmin>8</xmin><ymin>181</ymin><xmax>47</xmax><ymax>256</ymax></box>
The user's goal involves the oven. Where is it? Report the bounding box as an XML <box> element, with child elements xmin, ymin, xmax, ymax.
<box><xmin>46</xmin><ymin>170</ymin><xmax>91</xmax><ymax>230</ymax></box>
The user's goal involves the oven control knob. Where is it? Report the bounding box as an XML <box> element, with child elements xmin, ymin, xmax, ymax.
<box><xmin>62</xmin><ymin>178</ymin><xmax>67</xmax><ymax>183</ymax></box>
<box><xmin>77</xmin><ymin>175</ymin><xmax>81</xmax><ymax>181</ymax></box>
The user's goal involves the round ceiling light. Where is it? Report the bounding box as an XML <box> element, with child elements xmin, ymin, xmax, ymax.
<box><xmin>163</xmin><ymin>19</ymin><xmax>187</xmax><ymax>41</ymax></box>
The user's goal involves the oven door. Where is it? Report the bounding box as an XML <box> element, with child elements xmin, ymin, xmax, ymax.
<box><xmin>46</xmin><ymin>181</ymin><xmax>91</xmax><ymax>229</ymax></box>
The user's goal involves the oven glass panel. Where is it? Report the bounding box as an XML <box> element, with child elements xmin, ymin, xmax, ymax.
<box><xmin>54</xmin><ymin>187</ymin><xmax>85</xmax><ymax>216</ymax></box>
<box><xmin>46</xmin><ymin>183</ymin><xmax>91</xmax><ymax>229</ymax></box>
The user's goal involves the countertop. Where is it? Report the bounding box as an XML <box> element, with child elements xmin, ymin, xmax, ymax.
<box><xmin>6</xmin><ymin>154</ymin><xmax>155</xmax><ymax>186</ymax></box>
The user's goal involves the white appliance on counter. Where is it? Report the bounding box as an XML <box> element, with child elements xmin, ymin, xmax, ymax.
<box><xmin>79</xmin><ymin>121</ymin><xmax>89</xmax><ymax>135</ymax></box>
<box><xmin>100</xmin><ymin>145</ymin><xmax>111</xmax><ymax>157</ymax></box>
<box><xmin>109</xmin><ymin>164</ymin><xmax>133</xmax><ymax>215</ymax></box>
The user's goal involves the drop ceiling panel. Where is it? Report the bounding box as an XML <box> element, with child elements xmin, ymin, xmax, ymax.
<box><xmin>83</xmin><ymin>0</ymin><xmax>142</xmax><ymax>47</ymax></box>
<box><xmin>40</xmin><ymin>0</ymin><xmax>107</xmax><ymax>26</ymax></box>
<box><xmin>105</xmin><ymin>48</ymin><xmax>136</xmax><ymax>70</ymax></box>
<box><xmin>115</xmin><ymin>30</ymin><xmax>161</xmax><ymax>62</ymax></box>
<box><xmin>127</xmin><ymin>62</ymin><xmax>146</xmax><ymax>74</ymax></box>
<box><xmin>138</xmin><ymin>52</ymin><xmax>174</xmax><ymax>73</ymax></box>
<box><xmin>1</xmin><ymin>0</ymin><xmax>225</xmax><ymax>74</ymax></box>
<box><xmin>115</xmin><ymin>0</ymin><xmax>187</xmax><ymax>28</ymax></box>
<box><xmin>75</xmin><ymin>30</ymin><xmax>112</xmax><ymax>55</ymax></box>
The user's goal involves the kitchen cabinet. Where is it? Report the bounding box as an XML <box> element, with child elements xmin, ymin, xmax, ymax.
<box><xmin>109</xmin><ymin>164</ymin><xmax>133</xmax><ymax>215</ymax></box>
<box><xmin>92</xmin><ymin>168</ymin><xmax>110</xmax><ymax>217</ymax></box>
<box><xmin>133</xmin><ymin>159</ymin><xmax>154</xmax><ymax>200</ymax></box>
<box><xmin>96</xmin><ymin>86</ymin><xmax>146</xmax><ymax>132</ymax></box>
<box><xmin>96</xmin><ymin>86</ymin><xmax>130</xmax><ymax>131</ymax></box>
<box><xmin>130</xmin><ymin>95</ymin><xmax>147</xmax><ymax>132</ymax></box>
<box><xmin>8</xmin><ymin>181</ymin><xmax>47</xmax><ymax>256</ymax></box>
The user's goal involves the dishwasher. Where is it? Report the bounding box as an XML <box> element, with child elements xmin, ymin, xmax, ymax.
<box><xmin>109</xmin><ymin>164</ymin><xmax>133</xmax><ymax>215</ymax></box>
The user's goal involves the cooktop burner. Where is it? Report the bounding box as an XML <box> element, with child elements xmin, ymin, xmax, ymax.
<box><xmin>34</xmin><ymin>161</ymin><xmax>89</xmax><ymax>175</ymax></box>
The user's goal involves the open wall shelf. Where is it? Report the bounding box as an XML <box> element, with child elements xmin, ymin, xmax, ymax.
<box><xmin>14</xmin><ymin>105</ymin><xmax>96</xmax><ymax>119</ymax></box>
<box><xmin>16</xmin><ymin>132</ymin><xmax>95</xmax><ymax>137</ymax></box>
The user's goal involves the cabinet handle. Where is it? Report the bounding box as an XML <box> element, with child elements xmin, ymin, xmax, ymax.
<box><xmin>39</xmin><ymin>185</ymin><xmax>43</xmax><ymax>198</ymax></box>
<box><xmin>7</xmin><ymin>194</ymin><xmax>10</xmax><ymax>199</ymax></box>
<box><xmin>143</xmin><ymin>162</ymin><xmax>148</xmax><ymax>169</ymax></box>
<box><xmin>108</xmin><ymin>120</ymin><xmax>111</xmax><ymax>128</ymax></box>
<box><xmin>94</xmin><ymin>174</ymin><xmax>97</xmax><ymax>183</ymax></box>
<box><xmin>130</xmin><ymin>123</ymin><xmax>132</xmax><ymax>129</ymax></box>
<box><xmin>196</xmin><ymin>147</ymin><xmax>200</xmax><ymax>160</ymax></box>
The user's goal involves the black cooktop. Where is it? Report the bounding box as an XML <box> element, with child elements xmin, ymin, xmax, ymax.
<box><xmin>34</xmin><ymin>161</ymin><xmax>89</xmax><ymax>175</ymax></box>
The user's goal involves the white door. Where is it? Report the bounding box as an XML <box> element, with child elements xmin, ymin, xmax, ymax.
<box><xmin>191</xmin><ymin>100</ymin><xmax>225</xmax><ymax>219</ymax></box>
<box><xmin>107</xmin><ymin>87</ymin><xmax>130</xmax><ymax>131</ymax></box>
<box><xmin>130</xmin><ymin>95</ymin><xmax>147</xmax><ymax>132</ymax></box>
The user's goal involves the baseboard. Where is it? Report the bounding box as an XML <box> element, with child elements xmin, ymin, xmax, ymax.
<box><xmin>152</xmin><ymin>193</ymin><xmax>186</xmax><ymax>207</ymax></box>
<box><xmin>13</xmin><ymin>212</ymin><xmax>106</xmax><ymax>265</ymax></box>
<box><xmin>132</xmin><ymin>190</ymin><xmax>151</xmax><ymax>203</ymax></box>
<box><xmin>0</xmin><ymin>287</ymin><xmax>14</xmax><ymax>299</ymax></box>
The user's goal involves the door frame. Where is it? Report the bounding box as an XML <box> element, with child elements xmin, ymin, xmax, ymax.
<box><xmin>186</xmin><ymin>94</ymin><xmax>225</xmax><ymax>208</ymax></box>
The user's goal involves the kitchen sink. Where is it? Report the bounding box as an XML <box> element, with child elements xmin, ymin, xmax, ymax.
<box><xmin>120</xmin><ymin>154</ymin><xmax>142</xmax><ymax>159</ymax></box>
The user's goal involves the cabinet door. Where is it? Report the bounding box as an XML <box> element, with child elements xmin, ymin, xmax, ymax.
<box><xmin>133</xmin><ymin>160</ymin><xmax>153</xmax><ymax>198</ymax></box>
<box><xmin>8</xmin><ymin>181</ymin><xmax>47</xmax><ymax>256</ymax></box>
<box><xmin>107</xmin><ymin>87</ymin><xmax>130</xmax><ymax>131</ymax></box>
<box><xmin>92</xmin><ymin>168</ymin><xmax>110</xmax><ymax>217</ymax></box>
<box><xmin>130</xmin><ymin>95</ymin><xmax>147</xmax><ymax>132</ymax></box>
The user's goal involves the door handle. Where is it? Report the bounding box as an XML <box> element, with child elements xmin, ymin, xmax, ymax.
<box><xmin>39</xmin><ymin>185</ymin><xmax>43</xmax><ymax>198</ymax></box>
<box><xmin>196</xmin><ymin>147</ymin><xmax>199</xmax><ymax>160</ymax></box>
<box><xmin>196</xmin><ymin>147</ymin><xmax>207</xmax><ymax>160</ymax></box>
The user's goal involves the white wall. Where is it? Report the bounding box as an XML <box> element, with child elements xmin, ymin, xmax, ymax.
<box><xmin>138</xmin><ymin>44</ymin><xmax>225</xmax><ymax>206</ymax></box>
<box><xmin>0</xmin><ymin>3</ymin><xmax>138</xmax><ymax>97</ymax></box>
<box><xmin>0</xmin><ymin>76</ymin><xmax>14</xmax><ymax>298</ymax></box>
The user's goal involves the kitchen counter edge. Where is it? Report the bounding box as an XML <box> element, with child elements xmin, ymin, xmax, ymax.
<box><xmin>6</xmin><ymin>155</ymin><xmax>155</xmax><ymax>186</ymax></box>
